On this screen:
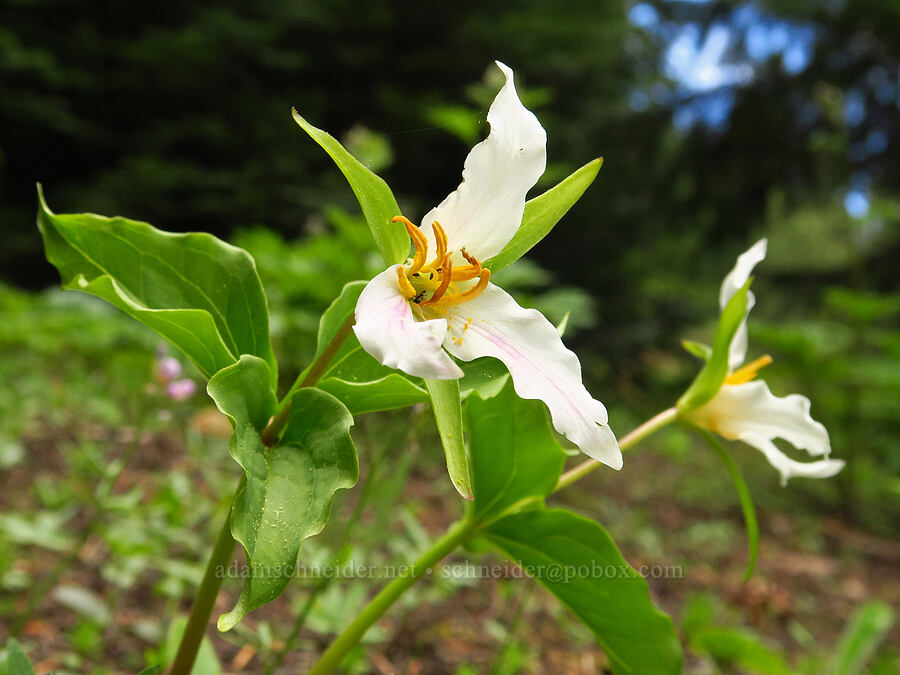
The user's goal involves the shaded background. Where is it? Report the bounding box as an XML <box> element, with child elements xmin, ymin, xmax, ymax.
<box><xmin>1</xmin><ymin>0</ymin><xmax>899</xmax><ymax>672</ymax></box>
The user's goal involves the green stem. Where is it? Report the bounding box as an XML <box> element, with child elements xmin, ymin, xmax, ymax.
<box><xmin>168</xmin><ymin>490</ymin><xmax>239</xmax><ymax>675</ymax></box>
<box><xmin>262</xmin><ymin>316</ymin><xmax>355</xmax><ymax>446</ymax></box>
<box><xmin>307</xmin><ymin>517</ymin><xmax>474</xmax><ymax>675</ymax></box>
<box><xmin>552</xmin><ymin>407</ymin><xmax>678</xmax><ymax>493</ymax></box>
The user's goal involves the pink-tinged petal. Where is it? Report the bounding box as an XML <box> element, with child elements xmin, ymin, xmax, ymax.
<box><xmin>354</xmin><ymin>266</ymin><xmax>463</xmax><ymax>380</ymax></box>
<box><xmin>719</xmin><ymin>238</ymin><xmax>767</xmax><ymax>371</ymax></box>
<box><xmin>155</xmin><ymin>356</ymin><xmax>182</xmax><ymax>383</ymax></box>
<box><xmin>687</xmin><ymin>379</ymin><xmax>843</xmax><ymax>483</ymax></box>
<box><xmin>436</xmin><ymin>283</ymin><xmax>622</xmax><ymax>468</ymax></box>
<box><xmin>420</xmin><ymin>62</ymin><xmax>547</xmax><ymax>263</ymax></box>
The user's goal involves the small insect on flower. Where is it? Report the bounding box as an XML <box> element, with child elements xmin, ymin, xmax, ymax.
<box><xmin>353</xmin><ymin>62</ymin><xmax>621</xmax><ymax>469</ymax></box>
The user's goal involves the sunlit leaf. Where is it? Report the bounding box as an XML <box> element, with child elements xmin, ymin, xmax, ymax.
<box><xmin>37</xmin><ymin>186</ymin><xmax>276</xmax><ymax>385</ymax></box>
<box><xmin>292</xmin><ymin>110</ymin><xmax>409</xmax><ymax>266</ymax></box>
<box><xmin>486</xmin><ymin>158</ymin><xmax>603</xmax><ymax>271</ymax></box>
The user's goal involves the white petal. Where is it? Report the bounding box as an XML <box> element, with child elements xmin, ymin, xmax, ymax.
<box><xmin>719</xmin><ymin>239</ymin><xmax>767</xmax><ymax>371</ymax></box>
<box><xmin>354</xmin><ymin>266</ymin><xmax>463</xmax><ymax>380</ymax></box>
<box><xmin>688</xmin><ymin>380</ymin><xmax>843</xmax><ymax>482</ymax></box>
<box><xmin>419</xmin><ymin>62</ymin><xmax>547</xmax><ymax>262</ymax></box>
<box><xmin>740</xmin><ymin>436</ymin><xmax>845</xmax><ymax>485</ymax></box>
<box><xmin>435</xmin><ymin>283</ymin><xmax>622</xmax><ymax>468</ymax></box>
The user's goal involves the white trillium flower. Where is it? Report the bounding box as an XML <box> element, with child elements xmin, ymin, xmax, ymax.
<box><xmin>353</xmin><ymin>61</ymin><xmax>622</xmax><ymax>469</ymax></box>
<box><xmin>686</xmin><ymin>239</ymin><xmax>845</xmax><ymax>484</ymax></box>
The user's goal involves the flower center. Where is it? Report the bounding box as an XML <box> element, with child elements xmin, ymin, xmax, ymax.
<box><xmin>724</xmin><ymin>354</ymin><xmax>773</xmax><ymax>385</ymax></box>
<box><xmin>393</xmin><ymin>215</ymin><xmax>490</xmax><ymax>308</ymax></box>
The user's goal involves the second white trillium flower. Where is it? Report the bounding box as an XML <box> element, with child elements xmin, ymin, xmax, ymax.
<box><xmin>686</xmin><ymin>239</ymin><xmax>845</xmax><ymax>484</ymax></box>
<box><xmin>354</xmin><ymin>62</ymin><xmax>622</xmax><ymax>469</ymax></box>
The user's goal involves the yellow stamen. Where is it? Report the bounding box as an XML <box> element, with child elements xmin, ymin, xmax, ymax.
<box><xmin>440</xmin><ymin>269</ymin><xmax>491</xmax><ymax>305</ymax></box>
<box><xmin>451</xmin><ymin>247</ymin><xmax>483</xmax><ymax>281</ymax></box>
<box><xmin>394</xmin><ymin>215</ymin><xmax>427</xmax><ymax>274</ymax></box>
<box><xmin>396</xmin><ymin>265</ymin><xmax>417</xmax><ymax>299</ymax></box>
<box><xmin>724</xmin><ymin>354</ymin><xmax>773</xmax><ymax>385</ymax></box>
<box><xmin>420</xmin><ymin>253</ymin><xmax>453</xmax><ymax>306</ymax></box>
<box><xmin>432</xmin><ymin>221</ymin><xmax>448</xmax><ymax>263</ymax></box>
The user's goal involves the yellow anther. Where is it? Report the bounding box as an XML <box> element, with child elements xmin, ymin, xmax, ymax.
<box><xmin>394</xmin><ymin>215</ymin><xmax>427</xmax><ymax>274</ymax></box>
<box><xmin>441</xmin><ymin>269</ymin><xmax>491</xmax><ymax>306</ymax></box>
<box><xmin>420</xmin><ymin>253</ymin><xmax>453</xmax><ymax>306</ymax></box>
<box><xmin>725</xmin><ymin>354</ymin><xmax>773</xmax><ymax>385</ymax></box>
<box><xmin>396</xmin><ymin>265</ymin><xmax>417</xmax><ymax>299</ymax></box>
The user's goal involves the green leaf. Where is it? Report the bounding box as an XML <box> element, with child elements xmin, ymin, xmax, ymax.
<box><xmin>681</xmin><ymin>339</ymin><xmax>712</xmax><ymax>361</ymax></box>
<box><xmin>292</xmin><ymin>109</ymin><xmax>409</xmax><ymax>266</ymax></box>
<box><xmin>209</xmin><ymin>357</ymin><xmax>357</xmax><ymax>630</ymax></box>
<box><xmin>1</xmin><ymin>638</ymin><xmax>35</xmax><ymax>675</ymax></box>
<box><xmin>467</xmin><ymin>379</ymin><xmax>565</xmax><ymax>524</ymax></box>
<box><xmin>677</xmin><ymin>279</ymin><xmax>751</xmax><ymax>413</ymax></box>
<box><xmin>698</xmin><ymin>429</ymin><xmax>759</xmax><ymax>582</ymax></box>
<box><xmin>458</xmin><ymin>357</ymin><xmax>510</xmax><ymax>400</ymax></box>
<box><xmin>829</xmin><ymin>601</ymin><xmax>895</xmax><ymax>675</ymax></box>
<box><xmin>483</xmin><ymin>509</ymin><xmax>683</xmax><ymax>675</ymax></box>
<box><xmin>36</xmin><ymin>186</ymin><xmax>276</xmax><ymax>385</ymax></box>
<box><xmin>164</xmin><ymin>617</ymin><xmax>221</xmax><ymax>675</ymax></box>
<box><xmin>425</xmin><ymin>378</ymin><xmax>472</xmax><ymax>500</ymax></box>
<box><xmin>318</xmin><ymin>375</ymin><xmax>427</xmax><ymax>415</ymax></box>
<box><xmin>137</xmin><ymin>668</ymin><xmax>162</xmax><ymax>675</ymax></box>
<box><xmin>485</xmin><ymin>158</ymin><xmax>603</xmax><ymax>271</ymax></box>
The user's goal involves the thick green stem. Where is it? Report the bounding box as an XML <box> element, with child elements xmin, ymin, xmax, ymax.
<box><xmin>307</xmin><ymin>517</ymin><xmax>474</xmax><ymax>675</ymax></box>
<box><xmin>262</xmin><ymin>316</ymin><xmax>355</xmax><ymax>446</ymax></box>
<box><xmin>552</xmin><ymin>407</ymin><xmax>678</xmax><ymax>493</ymax></box>
<box><xmin>168</xmin><ymin>495</ymin><xmax>238</xmax><ymax>675</ymax></box>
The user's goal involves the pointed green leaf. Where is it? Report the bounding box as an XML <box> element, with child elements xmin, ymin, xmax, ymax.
<box><xmin>484</xmin><ymin>509</ymin><xmax>683</xmax><ymax>675</ymax></box>
<box><xmin>425</xmin><ymin>378</ymin><xmax>472</xmax><ymax>500</ymax></box>
<box><xmin>486</xmin><ymin>158</ymin><xmax>603</xmax><ymax>271</ymax></box>
<box><xmin>292</xmin><ymin>110</ymin><xmax>409</xmax><ymax>266</ymax></box>
<box><xmin>1</xmin><ymin>638</ymin><xmax>35</xmax><ymax>675</ymax></box>
<box><xmin>209</xmin><ymin>357</ymin><xmax>357</xmax><ymax>630</ymax></box>
<box><xmin>36</xmin><ymin>186</ymin><xmax>276</xmax><ymax>385</ymax></box>
<box><xmin>681</xmin><ymin>339</ymin><xmax>712</xmax><ymax>361</ymax></box>
<box><xmin>698</xmin><ymin>429</ymin><xmax>759</xmax><ymax>582</ymax></box>
<box><xmin>677</xmin><ymin>279</ymin><xmax>751</xmax><ymax>413</ymax></box>
<box><xmin>468</xmin><ymin>379</ymin><xmax>565</xmax><ymax>524</ymax></box>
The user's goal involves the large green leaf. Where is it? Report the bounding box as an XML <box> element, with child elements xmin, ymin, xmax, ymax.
<box><xmin>486</xmin><ymin>158</ymin><xmax>603</xmax><ymax>271</ymax></box>
<box><xmin>677</xmin><ymin>279</ymin><xmax>751</xmax><ymax>413</ymax></box>
<box><xmin>36</xmin><ymin>186</ymin><xmax>276</xmax><ymax>384</ymax></box>
<box><xmin>484</xmin><ymin>509</ymin><xmax>683</xmax><ymax>675</ymax></box>
<box><xmin>425</xmin><ymin>378</ymin><xmax>472</xmax><ymax>500</ymax></box>
<box><xmin>467</xmin><ymin>379</ymin><xmax>565</xmax><ymax>524</ymax></box>
<box><xmin>207</xmin><ymin>356</ymin><xmax>358</xmax><ymax>630</ymax></box>
<box><xmin>292</xmin><ymin>110</ymin><xmax>409</xmax><ymax>266</ymax></box>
